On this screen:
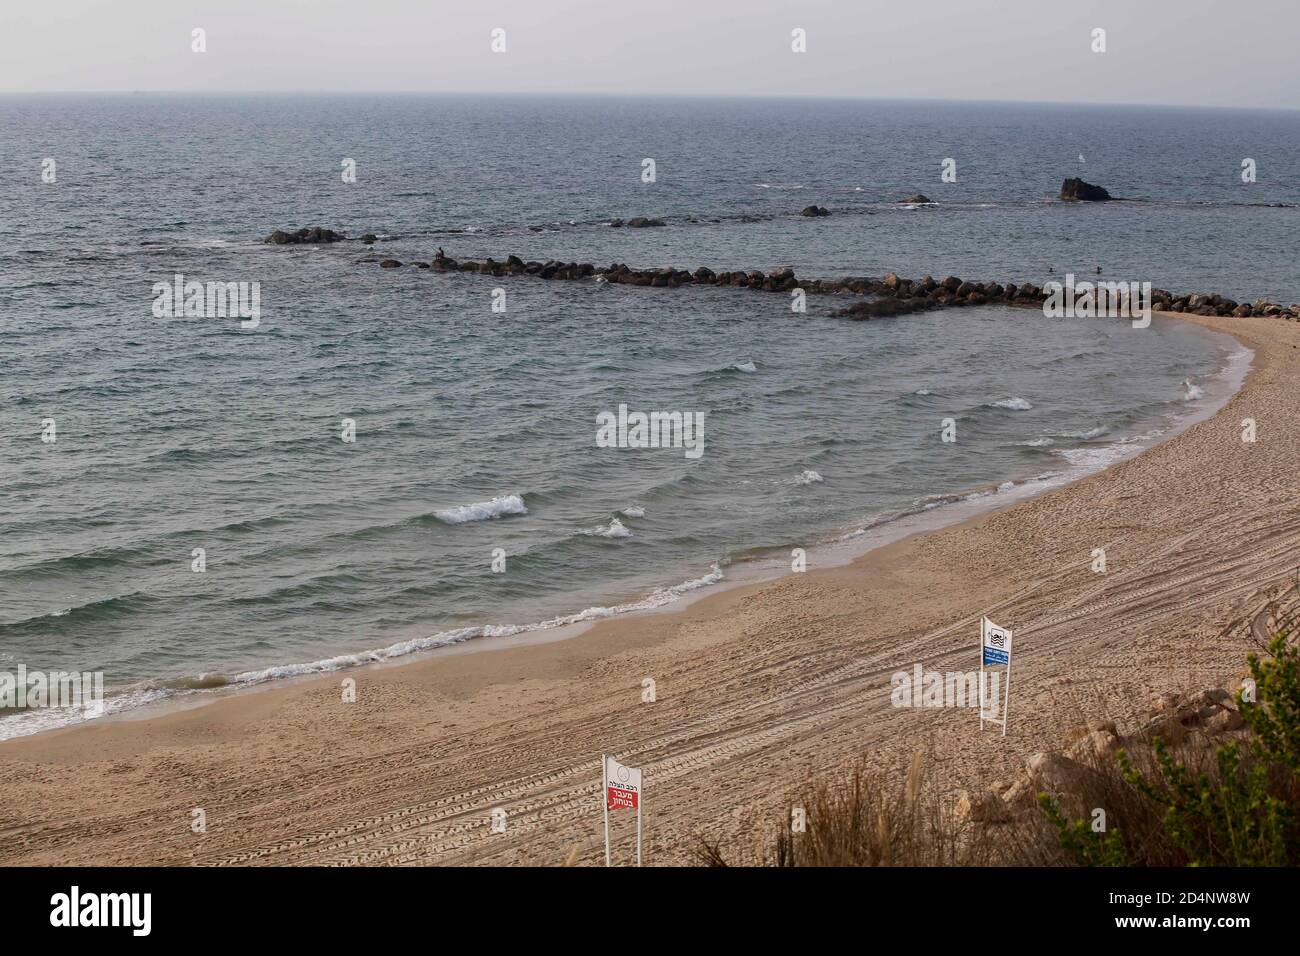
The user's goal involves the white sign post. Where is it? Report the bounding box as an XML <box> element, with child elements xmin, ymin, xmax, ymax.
<box><xmin>602</xmin><ymin>754</ymin><xmax>643</xmax><ymax>866</ymax></box>
<box><xmin>979</xmin><ymin>617</ymin><xmax>1013</xmax><ymax>736</ymax></box>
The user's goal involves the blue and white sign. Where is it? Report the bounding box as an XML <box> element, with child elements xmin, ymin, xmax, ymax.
<box><xmin>979</xmin><ymin>617</ymin><xmax>1014</xmax><ymax>735</ymax></box>
<box><xmin>982</xmin><ymin>619</ymin><xmax>1012</xmax><ymax>666</ymax></box>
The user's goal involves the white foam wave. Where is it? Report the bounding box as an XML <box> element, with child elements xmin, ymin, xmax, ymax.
<box><xmin>433</xmin><ymin>494</ymin><xmax>527</xmax><ymax>524</ymax></box>
<box><xmin>1183</xmin><ymin>379</ymin><xmax>1204</xmax><ymax>401</ymax></box>
<box><xmin>1061</xmin><ymin>426</ymin><xmax>1110</xmax><ymax>440</ymax></box>
<box><xmin>590</xmin><ymin>517</ymin><xmax>633</xmax><ymax>539</ymax></box>
<box><xmin>621</xmin><ymin>505</ymin><xmax>646</xmax><ymax>518</ymax></box>
<box><xmin>794</xmin><ymin>469</ymin><xmax>824</xmax><ymax>485</ymax></box>
<box><xmin>991</xmin><ymin>396</ymin><xmax>1033</xmax><ymax>411</ymax></box>
<box><xmin>734</xmin><ymin>361</ymin><xmax>757</xmax><ymax>373</ymax></box>
<box><xmin>226</xmin><ymin>563</ymin><xmax>726</xmax><ymax>687</ymax></box>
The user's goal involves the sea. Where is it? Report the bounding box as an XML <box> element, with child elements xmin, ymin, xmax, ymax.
<box><xmin>2</xmin><ymin>93</ymin><xmax>1297</xmax><ymax>738</ymax></box>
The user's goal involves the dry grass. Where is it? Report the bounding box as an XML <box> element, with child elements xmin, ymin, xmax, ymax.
<box><xmin>695</xmin><ymin>750</ymin><xmax>1001</xmax><ymax>866</ymax></box>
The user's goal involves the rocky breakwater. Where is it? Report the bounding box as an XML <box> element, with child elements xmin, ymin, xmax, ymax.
<box><xmin>258</xmin><ymin>234</ymin><xmax>1300</xmax><ymax>324</ymax></box>
<box><xmin>829</xmin><ymin>273</ymin><xmax>1048</xmax><ymax>319</ymax></box>
<box><xmin>409</xmin><ymin>254</ymin><xmax>1300</xmax><ymax>322</ymax></box>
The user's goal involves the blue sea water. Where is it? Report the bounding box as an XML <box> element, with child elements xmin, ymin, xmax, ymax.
<box><xmin>0</xmin><ymin>94</ymin><xmax>1294</xmax><ymax>736</ymax></box>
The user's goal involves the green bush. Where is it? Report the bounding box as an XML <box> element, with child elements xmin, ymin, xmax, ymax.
<box><xmin>1046</xmin><ymin>630</ymin><xmax>1300</xmax><ymax>866</ymax></box>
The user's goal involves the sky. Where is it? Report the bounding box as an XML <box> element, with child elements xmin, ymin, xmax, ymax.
<box><xmin>1</xmin><ymin>0</ymin><xmax>1296</xmax><ymax>110</ymax></box>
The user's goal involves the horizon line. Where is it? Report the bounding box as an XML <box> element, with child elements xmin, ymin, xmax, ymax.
<box><xmin>0</xmin><ymin>89</ymin><xmax>1296</xmax><ymax>114</ymax></box>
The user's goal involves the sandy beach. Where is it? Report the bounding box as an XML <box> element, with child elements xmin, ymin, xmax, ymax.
<box><xmin>2</xmin><ymin>308</ymin><xmax>1297</xmax><ymax>867</ymax></box>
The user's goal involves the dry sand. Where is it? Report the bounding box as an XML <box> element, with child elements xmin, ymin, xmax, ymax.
<box><xmin>2</xmin><ymin>311</ymin><xmax>1298</xmax><ymax>867</ymax></box>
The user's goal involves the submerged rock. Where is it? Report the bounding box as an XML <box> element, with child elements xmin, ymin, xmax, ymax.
<box><xmin>1059</xmin><ymin>178</ymin><xmax>1112</xmax><ymax>202</ymax></box>
<box><xmin>625</xmin><ymin>217</ymin><xmax>666</xmax><ymax>228</ymax></box>
<box><xmin>900</xmin><ymin>194</ymin><xmax>932</xmax><ymax>204</ymax></box>
<box><xmin>800</xmin><ymin>205</ymin><xmax>831</xmax><ymax>217</ymax></box>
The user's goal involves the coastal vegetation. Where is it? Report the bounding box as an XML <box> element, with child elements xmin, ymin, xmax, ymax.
<box><xmin>698</xmin><ymin>595</ymin><xmax>1300</xmax><ymax>866</ymax></box>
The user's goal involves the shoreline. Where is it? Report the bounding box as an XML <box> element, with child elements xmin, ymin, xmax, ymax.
<box><xmin>0</xmin><ymin>315</ymin><xmax>1251</xmax><ymax>741</ymax></box>
<box><xmin>2</xmin><ymin>307</ymin><xmax>1296</xmax><ymax>866</ymax></box>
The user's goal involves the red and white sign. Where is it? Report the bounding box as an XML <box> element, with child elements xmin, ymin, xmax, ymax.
<box><xmin>604</xmin><ymin>755</ymin><xmax>641</xmax><ymax>812</ymax></box>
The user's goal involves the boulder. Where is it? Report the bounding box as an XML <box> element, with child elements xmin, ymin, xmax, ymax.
<box><xmin>1066</xmin><ymin>729</ymin><xmax>1120</xmax><ymax>762</ymax></box>
<box><xmin>1025</xmin><ymin>751</ymin><xmax>1100</xmax><ymax>818</ymax></box>
<box><xmin>625</xmin><ymin>217</ymin><xmax>666</xmax><ymax>228</ymax></box>
<box><xmin>800</xmin><ymin>205</ymin><xmax>831</xmax><ymax>217</ymax></box>
<box><xmin>264</xmin><ymin>226</ymin><xmax>345</xmax><ymax>244</ymax></box>
<box><xmin>1059</xmin><ymin>178</ymin><xmax>1113</xmax><ymax>202</ymax></box>
<box><xmin>954</xmin><ymin>788</ymin><xmax>1010</xmax><ymax>824</ymax></box>
<box><xmin>900</xmin><ymin>194</ymin><xmax>932</xmax><ymax>204</ymax></box>
<box><xmin>379</xmin><ymin>259</ymin><xmax>401</xmax><ymax>268</ymax></box>
<box><xmin>1136</xmin><ymin>713</ymin><xmax>1187</xmax><ymax>745</ymax></box>
<box><xmin>1207</xmin><ymin>708</ymin><xmax>1244</xmax><ymax>733</ymax></box>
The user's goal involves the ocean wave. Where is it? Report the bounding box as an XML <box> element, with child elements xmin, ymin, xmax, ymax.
<box><xmin>697</xmin><ymin>360</ymin><xmax>758</xmax><ymax>377</ymax></box>
<box><xmin>794</xmin><ymin>469</ymin><xmax>824</xmax><ymax>485</ymax></box>
<box><xmin>1182</xmin><ymin>379</ymin><xmax>1204</xmax><ymax>401</ymax></box>
<box><xmin>0</xmin><ymin>591</ymin><xmax>154</xmax><ymax>634</ymax></box>
<box><xmin>585</xmin><ymin>517</ymin><xmax>632</xmax><ymax>539</ymax></box>
<box><xmin>1061</xmin><ymin>425</ymin><xmax>1110</xmax><ymax>440</ymax></box>
<box><xmin>0</xmin><ymin>544</ymin><xmax>158</xmax><ymax>579</ymax></box>
<box><xmin>433</xmin><ymin>494</ymin><xmax>527</xmax><ymax>524</ymax></box>
<box><xmin>226</xmin><ymin>563</ymin><xmax>724</xmax><ymax>686</ymax></box>
<box><xmin>621</xmin><ymin>505</ymin><xmax>646</xmax><ymax>518</ymax></box>
<box><xmin>0</xmin><ymin>557</ymin><xmax>727</xmax><ymax>742</ymax></box>
<box><xmin>990</xmin><ymin>396</ymin><xmax>1033</xmax><ymax>410</ymax></box>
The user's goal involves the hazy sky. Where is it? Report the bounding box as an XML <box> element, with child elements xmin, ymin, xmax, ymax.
<box><xmin>2</xmin><ymin>0</ymin><xmax>1296</xmax><ymax>109</ymax></box>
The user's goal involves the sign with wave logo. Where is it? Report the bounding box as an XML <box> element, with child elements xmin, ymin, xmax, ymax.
<box><xmin>979</xmin><ymin>617</ymin><xmax>1014</xmax><ymax>736</ymax></box>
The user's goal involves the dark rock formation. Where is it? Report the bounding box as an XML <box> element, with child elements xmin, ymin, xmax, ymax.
<box><xmin>1059</xmin><ymin>178</ymin><xmax>1112</xmax><ymax>202</ymax></box>
<box><xmin>800</xmin><ymin>205</ymin><xmax>831</xmax><ymax>217</ymax></box>
<box><xmin>264</xmin><ymin>226</ymin><xmax>345</xmax><ymax>244</ymax></box>
<box><xmin>367</xmin><ymin>247</ymin><xmax>1300</xmax><ymax>324</ymax></box>
<box><xmin>624</xmin><ymin>217</ymin><xmax>666</xmax><ymax>228</ymax></box>
<box><xmin>900</xmin><ymin>194</ymin><xmax>932</xmax><ymax>204</ymax></box>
